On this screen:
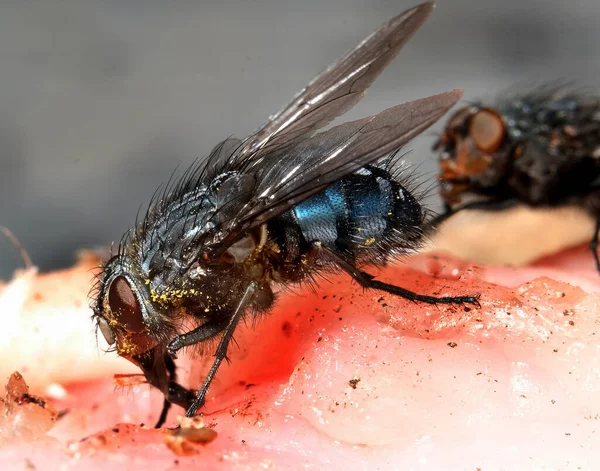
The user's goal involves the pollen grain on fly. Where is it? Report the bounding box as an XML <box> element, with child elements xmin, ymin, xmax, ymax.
<box><xmin>364</xmin><ymin>238</ymin><xmax>376</xmax><ymax>247</ymax></box>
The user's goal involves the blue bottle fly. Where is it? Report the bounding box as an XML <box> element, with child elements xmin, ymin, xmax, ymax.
<box><xmin>433</xmin><ymin>84</ymin><xmax>600</xmax><ymax>270</ymax></box>
<box><xmin>91</xmin><ymin>1</ymin><xmax>478</xmax><ymax>428</ymax></box>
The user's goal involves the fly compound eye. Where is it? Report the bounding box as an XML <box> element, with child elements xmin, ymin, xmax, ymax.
<box><xmin>97</xmin><ymin>316</ymin><xmax>116</xmax><ymax>346</ymax></box>
<box><xmin>469</xmin><ymin>109</ymin><xmax>505</xmax><ymax>154</ymax></box>
<box><xmin>108</xmin><ymin>275</ymin><xmax>146</xmax><ymax>333</ymax></box>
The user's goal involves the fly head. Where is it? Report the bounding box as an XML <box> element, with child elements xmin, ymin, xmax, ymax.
<box><xmin>434</xmin><ymin>105</ymin><xmax>516</xmax><ymax>207</ymax></box>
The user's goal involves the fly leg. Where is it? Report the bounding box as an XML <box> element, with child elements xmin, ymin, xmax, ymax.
<box><xmin>133</xmin><ymin>349</ymin><xmax>197</xmax><ymax>428</ymax></box>
<box><xmin>160</xmin><ymin>379</ymin><xmax>198</xmax><ymax>427</ymax></box>
<box><xmin>155</xmin><ymin>285</ymin><xmax>258</xmax><ymax>421</ymax></box>
<box><xmin>452</xmin><ymin>197</ymin><xmax>521</xmax><ymax>212</ymax></box>
<box><xmin>317</xmin><ymin>243</ymin><xmax>479</xmax><ymax>306</ymax></box>
<box><xmin>426</xmin><ymin>197</ymin><xmax>521</xmax><ymax>231</ymax></box>
<box><xmin>154</xmin><ymin>355</ymin><xmax>199</xmax><ymax>428</ymax></box>
<box><xmin>155</xmin><ymin>355</ymin><xmax>176</xmax><ymax>428</ymax></box>
<box><xmin>166</xmin><ymin>319</ymin><xmax>231</xmax><ymax>359</ymax></box>
<box><xmin>153</xmin><ymin>318</ymin><xmax>237</xmax><ymax>426</ymax></box>
<box><xmin>184</xmin><ymin>282</ymin><xmax>258</xmax><ymax>418</ymax></box>
<box><xmin>590</xmin><ymin>217</ymin><xmax>600</xmax><ymax>273</ymax></box>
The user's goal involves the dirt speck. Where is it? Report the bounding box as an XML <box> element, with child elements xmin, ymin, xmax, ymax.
<box><xmin>447</xmin><ymin>342</ymin><xmax>458</xmax><ymax>348</ymax></box>
<box><xmin>348</xmin><ymin>378</ymin><xmax>361</xmax><ymax>389</ymax></box>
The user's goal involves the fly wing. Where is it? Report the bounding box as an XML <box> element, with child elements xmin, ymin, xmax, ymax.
<box><xmin>252</xmin><ymin>90</ymin><xmax>463</xmax><ymax>218</ymax></box>
<box><xmin>230</xmin><ymin>2</ymin><xmax>434</xmax><ymax>169</ymax></box>
<box><xmin>205</xmin><ymin>89</ymin><xmax>462</xmax><ymax>253</ymax></box>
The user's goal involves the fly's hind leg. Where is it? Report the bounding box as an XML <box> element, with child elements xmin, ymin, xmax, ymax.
<box><xmin>316</xmin><ymin>242</ymin><xmax>480</xmax><ymax>306</ymax></box>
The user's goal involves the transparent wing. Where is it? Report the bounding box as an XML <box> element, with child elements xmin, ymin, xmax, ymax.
<box><xmin>230</xmin><ymin>1</ymin><xmax>435</xmax><ymax>169</ymax></box>
<box><xmin>207</xmin><ymin>89</ymin><xmax>462</xmax><ymax>252</ymax></box>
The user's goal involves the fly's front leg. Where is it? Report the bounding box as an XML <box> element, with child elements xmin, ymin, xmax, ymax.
<box><xmin>154</xmin><ymin>355</ymin><xmax>199</xmax><ymax>428</ymax></box>
<box><xmin>166</xmin><ymin>319</ymin><xmax>230</xmax><ymax>359</ymax></box>
<box><xmin>154</xmin><ymin>379</ymin><xmax>198</xmax><ymax>429</ymax></box>
<box><xmin>133</xmin><ymin>349</ymin><xmax>196</xmax><ymax>428</ymax></box>
<box><xmin>316</xmin><ymin>242</ymin><xmax>480</xmax><ymax>306</ymax></box>
<box><xmin>155</xmin><ymin>320</ymin><xmax>229</xmax><ymax>427</ymax></box>
<box><xmin>155</xmin><ymin>354</ymin><xmax>176</xmax><ymax>428</ymax></box>
<box><xmin>185</xmin><ymin>281</ymin><xmax>259</xmax><ymax>418</ymax></box>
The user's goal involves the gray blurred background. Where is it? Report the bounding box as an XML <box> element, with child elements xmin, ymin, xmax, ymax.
<box><xmin>0</xmin><ymin>0</ymin><xmax>598</xmax><ymax>277</ymax></box>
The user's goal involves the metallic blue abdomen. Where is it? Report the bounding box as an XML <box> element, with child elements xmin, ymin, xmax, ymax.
<box><xmin>286</xmin><ymin>166</ymin><xmax>422</xmax><ymax>254</ymax></box>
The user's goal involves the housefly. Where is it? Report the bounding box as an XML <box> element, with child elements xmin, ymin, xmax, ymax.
<box><xmin>91</xmin><ymin>1</ymin><xmax>478</xmax><ymax>428</ymax></box>
<box><xmin>433</xmin><ymin>84</ymin><xmax>600</xmax><ymax>269</ymax></box>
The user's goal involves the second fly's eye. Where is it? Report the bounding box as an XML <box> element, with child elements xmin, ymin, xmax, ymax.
<box><xmin>97</xmin><ymin>316</ymin><xmax>116</xmax><ymax>346</ymax></box>
<box><xmin>469</xmin><ymin>109</ymin><xmax>505</xmax><ymax>153</ymax></box>
<box><xmin>108</xmin><ymin>275</ymin><xmax>146</xmax><ymax>333</ymax></box>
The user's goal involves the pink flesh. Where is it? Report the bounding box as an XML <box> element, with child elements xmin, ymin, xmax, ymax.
<box><xmin>1</xmin><ymin>247</ymin><xmax>600</xmax><ymax>469</ymax></box>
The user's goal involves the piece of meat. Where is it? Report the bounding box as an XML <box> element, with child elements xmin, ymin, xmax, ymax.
<box><xmin>0</xmin><ymin>243</ymin><xmax>599</xmax><ymax>469</ymax></box>
<box><xmin>426</xmin><ymin>204</ymin><xmax>595</xmax><ymax>266</ymax></box>
<box><xmin>0</xmin><ymin>251</ymin><xmax>139</xmax><ymax>391</ymax></box>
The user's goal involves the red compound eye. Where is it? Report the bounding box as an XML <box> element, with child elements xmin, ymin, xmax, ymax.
<box><xmin>108</xmin><ymin>276</ymin><xmax>145</xmax><ymax>333</ymax></box>
<box><xmin>469</xmin><ymin>108</ymin><xmax>505</xmax><ymax>153</ymax></box>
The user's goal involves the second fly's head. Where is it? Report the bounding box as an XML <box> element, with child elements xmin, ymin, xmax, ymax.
<box><xmin>434</xmin><ymin>105</ymin><xmax>516</xmax><ymax>207</ymax></box>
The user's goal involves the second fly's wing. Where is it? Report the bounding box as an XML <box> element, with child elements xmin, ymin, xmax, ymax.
<box><xmin>206</xmin><ymin>89</ymin><xmax>463</xmax><ymax>253</ymax></box>
<box><xmin>229</xmin><ymin>2</ymin><xmax>435</xmax><ymax>169</ymax></box>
